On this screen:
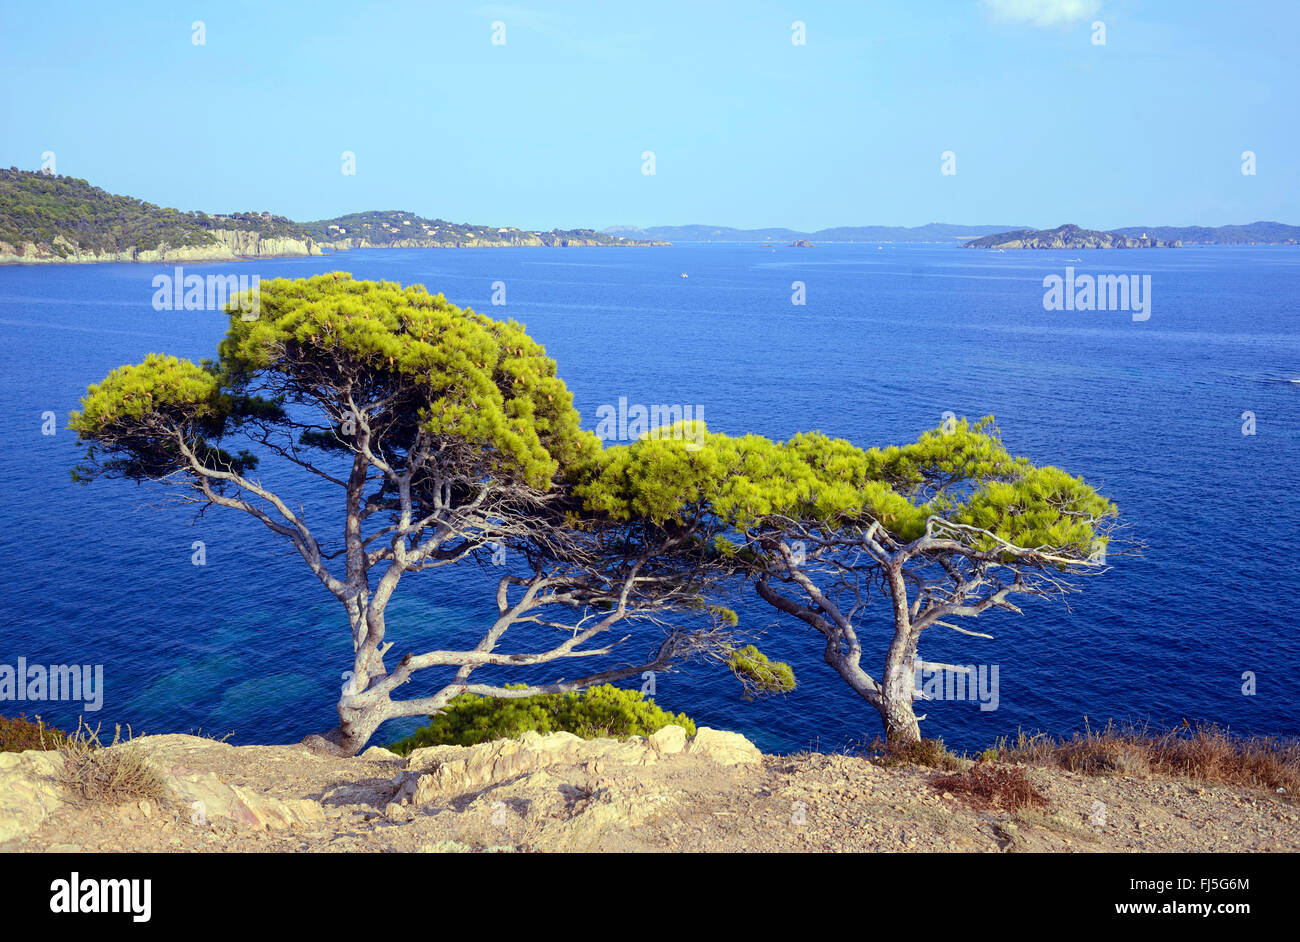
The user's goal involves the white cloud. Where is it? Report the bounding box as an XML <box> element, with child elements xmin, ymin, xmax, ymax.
<box><xmin>981</xmin><ymin>0</ymin><xmax>1101</xmax><ymax>28</ymax></box>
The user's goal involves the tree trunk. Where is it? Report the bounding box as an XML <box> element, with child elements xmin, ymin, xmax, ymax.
<box><xmin>877</xmin><ymin>561</ymin><xmax>922</xmax><ymax>745</ymax></box>
<box><xmin>822</xmin><ymin>631</ymin><xmax>921</xmax><ymax>746</ymax></box>
<box><xmin>301</xmin><ymin>686</ymin><xmax>393</xmax><ymax>757</ymax></box>
<box><xmin>880</xmin><ymin>626</ymin><xmax>921</xmax><ymax>746</ymax></box>
<box><xmin>304</xmin><ymin>593</ymin><xmax>398</xmax><ymax>756</ymax></box>
<box><xmin>338</xmin><ymin>700</ymin><xmax>391</xmax><ymax>755</ymax></box>
<box><xmin>881</xmin><ymin>691</ymin><xmax>921</xmax><ymax>745</ymax></box>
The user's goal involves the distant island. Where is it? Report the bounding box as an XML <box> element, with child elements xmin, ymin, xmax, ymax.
<box><xmin>964</xmin><ymin>221</ymin><xmax>1300</xmax><ymax>249</ymax></box>
<box><xmin>964</xmin><ymin>224</ymin><xmax>1179</xmax><ymax>250</ymax></box>
<box><xmin>789</xmin><ymin>239</ymin><xmax>815</xmax><ymax>247</ymax></box>
<box><xmin>611</xmin><ymin>220</ymin><xmax>1300</xmax><ymax>246</ymax></box>
<box><xmin>0</xmin><ymin>169</ymin><xmax>666</xmax><ymax>264</ymax></box>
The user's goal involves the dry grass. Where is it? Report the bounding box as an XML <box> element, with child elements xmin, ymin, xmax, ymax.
<box><xmin>994</xmin><ymin>720</ymin><xmax>1300</xmax><ymax>796</ymax></box>
<box><xmin>186</xmin><ymin>727</ymin><xmax>235</xmax><ymax>744</ymax></box>
<box><xmin>0</xmin><ymin>714</ymin><xmax>67</xmax><ymax>752</ymax></box>
<box><xmin>930</xmin><ymin>762</ymin><xmax>1049</xmax><ymax>812</ymax></box>
<box><xmin>867</xmin><ymin>736</ymin><xmax>970</xmax><ymax>772</ymax></box>
<box><xmin>56</xmin><ymin>718</ymin><xmax>168</xmax><ymax>806</ymax></box>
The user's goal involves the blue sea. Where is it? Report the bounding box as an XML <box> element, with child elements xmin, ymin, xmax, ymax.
<box><xmin>2</xmin><ymin>243</ymin><xmax>1298</xmax><ymax>753</ymax></box>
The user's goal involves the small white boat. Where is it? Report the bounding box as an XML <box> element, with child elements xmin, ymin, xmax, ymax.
<box><xmin>680</xmin><ymin>272</ymin><xmax>688</xmax><ymax>278</ymax></box>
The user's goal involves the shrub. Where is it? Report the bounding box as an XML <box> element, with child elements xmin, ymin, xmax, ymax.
<box><xmin>389</xmin><ymin>684</ymin><xmax>697</xmax><ymax>755</ymax></box>
<box><xmin>0</xmin><ymin>714</ymin><xmax>66</xmax><ymax>752</ymax></box>
<box><xmin>931</xmin><ymin>762</ymin><xmax>1049</xmax><ymax>812</ymax></box>
<box><xmin>56</xmin><ymin>719</ymin><xmax>167</xmax><ymax>805</ymax></box>
<box><xmin>870</xmin><ymin>736</ymin><xmax>967</xmax><ymax>772</ymax></box>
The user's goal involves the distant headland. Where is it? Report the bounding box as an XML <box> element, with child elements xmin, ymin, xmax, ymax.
<box><xmin>0</xmin><ymin>169</ymin><xmax>668</xmax><ymax>265</ymax></box>
<box><xmin>964</xmin><ymin>223</ymin><xmax>1180</xmax><ymax>249</ymax></box>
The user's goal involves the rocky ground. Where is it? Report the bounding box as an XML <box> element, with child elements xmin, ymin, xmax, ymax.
<box><xmin>1</xmin><ymin>728</ymin><xmax>1295</xmax><ymax>853</ymax></box>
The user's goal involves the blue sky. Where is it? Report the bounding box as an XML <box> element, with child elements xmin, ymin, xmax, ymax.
<box><xmin>1</xmin><ymin>0</ymin><xmax>1295</xmax><ymax>230</ymax></box>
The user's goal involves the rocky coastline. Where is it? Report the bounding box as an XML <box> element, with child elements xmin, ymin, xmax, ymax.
<box><xmin>0</xmin><ymin>229</ymin><xmax>325</xmax><ymax>265</ymax></box>
<box><xmin>0</xmin><ymin>230</ymin><xmax>667</xmax><ymax>265</ymax></box>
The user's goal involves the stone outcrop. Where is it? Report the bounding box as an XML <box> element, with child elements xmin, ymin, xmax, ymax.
<box><xmin>0</xmin><ymin>750</ymin><xmax>67</xmax><ymax>843</ymax></box>
<box><xmin>0</xmin><ymin>736</ymin><xmax>326</xmax><ymax>842</ymax></box>
<box><xmin>386</xmin><ymin>726</ymin><xmax>753</xmax><ymax>814</ymax></box>
<box><xmin>381</xmin><ymin>726</ymin><xmax>762</xmax><ymax>851</ymax></box>
<box><xmin>684</xmin><ymin>726</ymin><xmax>763</xmax><ymax>765</ymax></box>
<box><xmin>166</xmin><ymin>770</ymin><xmax>325</xmax><ymax>830</ymax></box>
<box><xmin>209</xmin><ymin>228</ymin><xmax>323</xmax><ymax>259</ymax></box>
<box><xmin>134</xmin><ymin>735</ymin><xmax>329</xmax><ymax>830</ymax></box>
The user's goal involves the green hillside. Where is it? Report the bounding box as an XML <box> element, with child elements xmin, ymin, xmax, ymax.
<box><xmin>0</xmin><ymin>169</ymin><xmax>655</xmax><ymax>257</ymax></box>
<box><xmin>0</xmin><ymin>168</ymin><xmax>306</xmax><ymax>255</ymax></box>
<box><xmin>0</xmin><ymin>169</ymin><xmax>213</xmax><ymax>254</ymax></box>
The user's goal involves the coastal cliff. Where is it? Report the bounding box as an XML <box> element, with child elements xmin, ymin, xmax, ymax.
<box><xmin>0</xmin><ymin>226</ymin><xmax>661</xmax><ymax>265</ymax></box>
<box><xmin>0</xmin><ymin>228</ymin><xmax>324</xmax><ymax>265</ymax></box>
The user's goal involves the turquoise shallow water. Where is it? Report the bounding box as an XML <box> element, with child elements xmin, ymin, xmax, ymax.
<box><xmin>2</xmin><ymin>242</ymin><xmax>1297</xmax><ymax>752</ymax></box>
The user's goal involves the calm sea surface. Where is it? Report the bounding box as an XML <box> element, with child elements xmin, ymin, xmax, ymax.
<box><xmin>2</xmin><ymin>242</ymin><xmax>1298</xmax><ymax>752</ymax></box>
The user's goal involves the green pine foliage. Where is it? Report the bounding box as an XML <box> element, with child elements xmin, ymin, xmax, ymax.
<box><xmin>68</xmin><ymin>352</ymin><xmax>258</xmax><ymax>483</ymax></box>
<box><xmin>388</xmin><ymin>684</ymin><xmax>697</xmax><ymax>754</ymax></box>
<box><xmin>727</xmin><ymin>644</ymin><xmax>797</xmax><ymax>698</ymax></box>
<box><xmin>69</xmin><ymin>273</ymin><xmax>598</xmax><ymax>489</ymax></box>
<box><xmin>217</xmin><ymin>273</ymin><xmax>599</xmax><ymax>486</ymax></box>
<box><xmin>576</xmin><ymin>415</ymin><xmax>1115</xmax><ymax>559</ymax></box>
